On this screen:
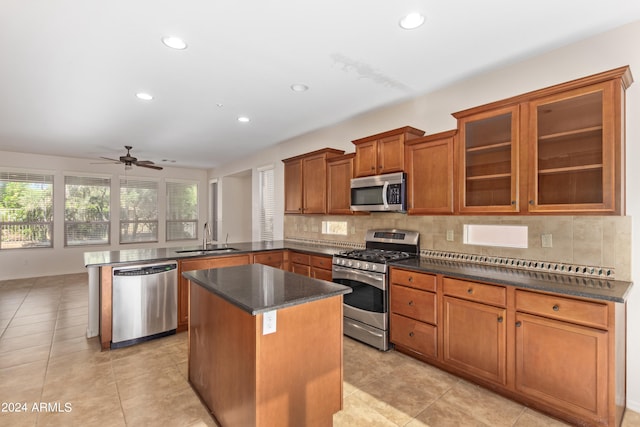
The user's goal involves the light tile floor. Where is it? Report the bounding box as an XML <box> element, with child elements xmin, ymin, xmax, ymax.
<box><xmin>1</xmin><ymin>273</ymin><xmax>639</xmax><ymax>427</ymax></box>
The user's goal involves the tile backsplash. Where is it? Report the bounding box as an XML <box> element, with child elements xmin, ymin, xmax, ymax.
<box><xmin>284</xmin><ymin>213</ymin><xmax>632</xmax><ymax>281</ymax></box>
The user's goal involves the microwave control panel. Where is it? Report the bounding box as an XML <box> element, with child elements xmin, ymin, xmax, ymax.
<box><xmin>388</xmin><ymin>184</ymin><xmax>402</xmax><ymax>204</ymax></box>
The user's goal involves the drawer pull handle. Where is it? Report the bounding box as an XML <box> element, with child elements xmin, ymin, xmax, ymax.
<box><xmin>408</xmin><ymin>300</ymin><xmax>414</xmax><ymax>306</ymax></box>
<box><xmin>408</xmin><ymin>276</ymin><xmax>414</xmax><ymax>283</ymax></box>
<box><xmin>497</xmin><ymin>316</ymin><xmax>503</xmax><ymax>323</ymax></box>
<box><xmin>467</xmin><ymin>288</ymin><xmax>473</xmax><ymax>294</ymax></box>
<box><xmin>409</xmin><ymin>332</ymin><xmax>414</xmax><ymax>337</ymax></box>
<box><xmin>516</xmin><ymin>321</ymin><xmax>522</xmax><ymax>327</ymax></box>
<box><xmin>553</xmin><ymin>304</ymin><xmax>560</xmax><ymax>311</ymax></box>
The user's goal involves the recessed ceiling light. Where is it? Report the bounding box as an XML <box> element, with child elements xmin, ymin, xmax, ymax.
<box><xmin>290</xmin><ymin>84</ymin><xmax>309</xmax><ymax>92</ymax></box>
<box><xmin>161</xmin><ymin>36</ymin><xmax>187</xmax><ymax>50</ymax></box>
<box><xmin>399</xmin><ymin>12</ymin><xmax>425</xmax><ymax>30</ymax></box>
<box><xmin>136</xmin><ymin>92</ymin><xmax>153</xmax><ymax>101</ymax></box>
<box><xmin>238</xmin><ymin>116</ymin><xmax>250</xmax><ymax>123</ymax></box>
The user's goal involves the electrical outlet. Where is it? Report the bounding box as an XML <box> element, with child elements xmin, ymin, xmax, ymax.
<box><xmin>541</xmin><ymin>233</ymin><xmax>553</xmax><ymax>248</ymax></box>
<box><xmin>263</xmin><ymin>310</ymin><xmax>277</xmax><ymax>335</ymax></box>
<box><xmin>446</xmin><ymin>229</ymin><xmax>454</xmax><ymax>242</ymax></box>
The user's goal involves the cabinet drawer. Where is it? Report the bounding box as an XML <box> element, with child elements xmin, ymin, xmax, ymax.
<box><xmin>390</xmin><ymin>313</ymin><xmax>437</xmax><ymax>358</ymax></box>
<box><xmin>289</xmin><ymin>252</ymin><xmax>310</xmax><ymax>265</ymax></box>
<box><xmin>310</xmin><ymin>255</ymin><xmax>331</xmax><ymax>270</ymax></box>
<box><xmin>443</xmin><ymin>277</ymin><xmax>506</xmax><ymax>307</ymax></box>
<box><xmin>390</xmin><ymin>284</ymin><xmax>437</xmax><ymax>324</ymax></box>
<box><xmin>390</xmin><ymin>269</ymin><xmax>437</xmax><ymax>292</ymax></box>
<box><xmin>253</xmin><ymin>251</ymin><xmax>283</xmax><ymax>265</ymax></box>
<box><xmin>515</xmin><ymin>290</ymin><xmax>609</xmax><ymax>329</ymax></box>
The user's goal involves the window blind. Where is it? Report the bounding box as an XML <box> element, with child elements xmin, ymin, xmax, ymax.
<box><xmin>166</xmin><ymin>181</ymin><xmax>198</xmax><ymax>241</ymax></box>
<box><xmin>259</xmin><ymin>167</ymin><xmax>274</xmax><ymax>241</ymax></box>
<box><xmin>119</xmin><ymin>178</ymin><xmax>158</xmax><ymax>243</ymax></box>
<box><xmin>64</xmin><ymin>175</ymin><xmax>110</xmax><ymax>246</ymax></box>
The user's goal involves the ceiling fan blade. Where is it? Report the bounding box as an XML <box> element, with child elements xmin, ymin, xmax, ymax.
<box><xmin>100</xmin><ymin>156</ymin><xmax>122</xmax><ymax>162</ymax></box>
<box><xmin>137</xmin><ymin>163</ymin><xmax>163</xmax><ymax>170</ymax></box>
<box><xmin>135</xmin><ymin>160</ymin><xmax>155</xmax><ymax>165</ymax></box>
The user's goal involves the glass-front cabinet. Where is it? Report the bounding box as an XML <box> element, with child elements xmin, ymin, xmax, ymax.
<box><xmin>454</xmin><ymin>66</ymin><xmax>630</xmax><ymax>215</ymax></box>
<box><xmin>528</xmin><ymin>81</ymin><xmax>618</xmax><ymax>213</ymax></box>
<box><xmin>457</xmin><ymin>105</ymin><xmax>520</xmax><ymax>213</ymax></box>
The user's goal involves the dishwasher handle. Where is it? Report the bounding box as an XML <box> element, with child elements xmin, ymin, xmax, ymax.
<box><xmin>113</xmin><ymin>263</ymin><xmax>177</xmax><ymax>277</ymax></box>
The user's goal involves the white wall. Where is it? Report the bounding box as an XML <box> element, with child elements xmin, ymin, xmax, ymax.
<box><xmin>219</xmin><ymin>170</ymin><xmax>252</xmax><ymax>243</ymax></box>
<box><xmin>210</xmin><ymin>20</ymin><xmax>640</xmax><ymax>411</ymax></box>
<box><xmin>0</xmin><ymin>150</ymin><xmax>209</xmax><ymax>279</ymax></box>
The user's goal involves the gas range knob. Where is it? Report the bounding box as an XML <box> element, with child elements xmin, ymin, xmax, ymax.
<box><xmin>363</xmin><ymin>263</ymin><xmax>370</xmax><ymax>270</ymax></box>
<box><xmin>355</xmin><ymin>262</ymin><xmax>361</xmax><ymax>269</ymax></box>
<box><xmin>371</xmin><ymin>264</ymin><xmax>377</xmax><ymax>271</ymax></box>
<box><xmin>347</xmin><ymin>261</ymin><xmax>353</xmax><ymax>267</ymax></box>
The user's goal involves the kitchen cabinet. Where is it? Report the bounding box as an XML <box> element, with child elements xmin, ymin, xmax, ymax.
<box><xmin>389</xmin><ymin>269</ymin><xmax>438</xmax><ymax>359</ymax></box>
<box><xmin>177</xmin><ymin>254</ymin><xmax>250</xmax><ymax>331</ymax></box>
<box><xmin>289</xmin><ymin>251</ymin><xmax>311</xmax><ymax>276</ymax></box>
<box><xmin>251</xmin><ymin>251</ymin><xmax>284</xmax><ymax>269</ymax></box>
<box><xmin>442</xmin><ymin>278</ymin><xmax>507</xmax><ymax>385</ymax></box>
<box><xmin>283</xmin><ymin>148</ymin><xmax>344</xmax><ymax>214</ymax></box>
<box><xmin>514</xmin><ymin>290</ymin><xmax>610</xmax><ymax>424</ymax></box>
<box><xmin>454</xmin><ymin>66</ymin><xmax>632</xmax><ymax>215</ymax></box>
<box><xmin>310</xmin><ymin>255</ymin><xmax>332</xmax><ymax>281</ymax></box>
<box><xmin>327</xmin><ymin>153</ymin><xmax>356</xmax><ymax>215</ymax></box>
<box><xmin>389</xmin><ymin>266</ymin><xmax>627</xmax><ymax>427</ymax></box>
<box><xmin>405</xmin><ymin>130</ymin><xmax>456</xmax><ymax>214</ymax></box>
<box><xmin>352</xmin><ymin>126</ymin><xmax>425</xmax><ymax>177</ymax></box>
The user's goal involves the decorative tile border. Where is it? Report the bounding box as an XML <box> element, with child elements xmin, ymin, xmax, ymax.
<box><xmin>420</xmin><ymin>250</ymin><xmax>615</xmax><ymax>279</ymax></box>
<box><xmin>283</xmin><ymin>239</ymin><xmax>616</xmax><ymax>279</ymax></box>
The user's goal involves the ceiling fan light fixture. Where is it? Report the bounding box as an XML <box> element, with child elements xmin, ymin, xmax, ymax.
<box><xmin>238</xmin><ymin>116</ymin><xmax>250</xmax><ymax>123</ymax></box>
<box><xmin>136</xmin><ymin>92</ymin><xmax>153</xmax><ymax>101</ymax></box>
<box><xmin>290</xmin><ymin>83</ymin><xmax>309</xmax><ymax>92</ymax></box>
<box><xmin>161</xmin><ymin>36</ymin><xmax>188</xmax><ymax>50</ymax></box>
<box><xmin>399</xmin><ymin>12</ymin><xmax>425</xmax><ymax>30</ymax></box>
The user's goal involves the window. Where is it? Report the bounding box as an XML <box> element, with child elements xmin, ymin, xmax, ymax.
<box><xmin>120</xmin><ymin>178</ymin><xmax>158</xmax><ymax>243</ymax></box>
<box><xmin>258</xmin><ymin>166</ymin><xmax>274</xmax><ymax>241</ymax></box>
<box><xmin>210</xmin><ymin>180</ymin><xmax>218</xmax><ymax>242</ymax></box>
<box><xmin>0</xmin><ymin>171</ymin><xmax>53</xmax><ymax>249</ymax></box>
<box><xmin>166</xmin><ymin>180</ymin><xmax>198</xmax><ymax>241</ymax></box>
<box><xmin>64</xmin><ymin>175</ymin><xmax>110</xmax><ymax>246</ymax></box>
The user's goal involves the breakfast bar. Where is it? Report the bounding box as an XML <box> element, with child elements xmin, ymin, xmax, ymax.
<box><xmin>183</xmin><ymin>263</ymin><xmax>351</xmax><ymax>427</ymax></box>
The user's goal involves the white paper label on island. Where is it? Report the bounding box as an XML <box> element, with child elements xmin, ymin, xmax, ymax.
<box><xmin>262</xmin><ymin>310</ymin><xmax>277</xmax><ymax>335</ymax></box>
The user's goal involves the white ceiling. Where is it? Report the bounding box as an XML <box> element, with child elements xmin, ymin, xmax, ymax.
<box><xmin>2</xmin><ymin>1</ymin><xmax>640</xmax><ymax>169</ymax></box>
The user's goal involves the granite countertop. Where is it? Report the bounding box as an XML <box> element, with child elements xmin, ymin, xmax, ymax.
<box><xmin>392</xmin><ymin>258</ymin><xmax>633</xmax><ymax>303</ymax></box>
<box><xmin>183</xmin><ymin>264</ymin><xmax>351</xmax><ymax>315</ymax></box>
<box><xmin>83</xmin><ymin>240</ymin><xmax>341</xmax><ymax>267</ymax></box>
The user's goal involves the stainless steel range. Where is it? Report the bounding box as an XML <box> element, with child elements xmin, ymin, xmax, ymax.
<box><xmin>332</xmin><ymin>229</ymin><xmax>420</xmax><ymax>351</ymax></box>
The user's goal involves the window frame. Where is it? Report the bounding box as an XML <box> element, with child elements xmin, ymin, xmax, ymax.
<box><xmin>63</xmin><ymin>174</ymin><xmax>111</xmax><ymax>247</ymax></box>
<box><xmin>166</xmin><ymin>179</ymin><xmax>199</xmax><ymax>242</ymax></box>
<box><xmin>119</xmin><ymin>177</ymin><xmax>159</xmax><ymax>244</ymax></box>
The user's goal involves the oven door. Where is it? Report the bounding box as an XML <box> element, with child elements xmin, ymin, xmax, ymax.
<box><xmin>332</xmin><ymin>265</ymin><xmax>387</xmax><ymax>330</ymax></box>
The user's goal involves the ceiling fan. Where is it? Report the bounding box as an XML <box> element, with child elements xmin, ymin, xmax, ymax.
<box><xmin>99</xmin><ymin>146</ymin><xmax>163</xmax><ymax>170</ymax></box>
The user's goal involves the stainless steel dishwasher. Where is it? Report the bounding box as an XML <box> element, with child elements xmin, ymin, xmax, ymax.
<box><xmin>111</xmin><ymin>261</ymin><xmax>178</xmax><ymax>349</ymax></box>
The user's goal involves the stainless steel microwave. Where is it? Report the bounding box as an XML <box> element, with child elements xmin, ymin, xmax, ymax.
<box><xmin>350</xmin><ymin>172</ymin><xmax>406</xmax><ymax>212</ymax></box>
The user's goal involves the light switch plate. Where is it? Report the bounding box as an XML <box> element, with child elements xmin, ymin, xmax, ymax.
<box><xmin>446</xmin><ymin>229</ymin><xmax>454</xmax><ymax>241</ymax></box>
<box><xmin>541</xmin><ymin>233</ymin><xmax>553</xmax><ymax>248</ymax></box>
<box><xmin>263</xmin><ymin>310</ymin><xmax>277</xmax><ymax>335</ymax></box>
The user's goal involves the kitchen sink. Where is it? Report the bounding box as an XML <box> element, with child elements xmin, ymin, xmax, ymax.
<box><xmin>175</xmin><ymin>247</ymin><xmax>239</xmax><ymax>255</ymax></box>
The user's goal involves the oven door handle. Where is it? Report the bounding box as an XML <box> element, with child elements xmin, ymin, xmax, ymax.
<box><xmin>332</xmin><ymin>265</ymin><xmax>385</xmax><ymax>291</ymax></box>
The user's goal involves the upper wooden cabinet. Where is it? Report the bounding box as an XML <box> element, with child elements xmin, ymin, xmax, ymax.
<box><xmin>405</xmin><ymin>130</ymin><xmax>456</xmax><ymax>214</ymax></box>
<box><xmin>352</xmin><ymin>126</ymin><xmax>425</xmax><ymax>177</ymax></box>
<box><xmin>454</xmin><ymin>66</ymin><xmax>632</xmax><ymax>215</ymax></box>
<box><xmin>283</xmin><ymin>148</ymin><xmax>344</xmax><ymax>214</ymax></box>
<box><xmin>326</xmin><ymin>153</ymin><xmax>355</xmax><ymax>215</ymax></box>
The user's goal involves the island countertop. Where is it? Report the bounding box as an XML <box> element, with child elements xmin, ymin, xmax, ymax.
<box><xmin>183</xmin><ymin>263</ymin><xmax>351</xmax><ymax>315</ymax></box>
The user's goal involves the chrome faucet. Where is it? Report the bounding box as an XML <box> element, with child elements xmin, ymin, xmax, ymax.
<box><xmin>203</xmin><ymin>222</ymin><xmax>211</xmax><ymax>249</ymax></box>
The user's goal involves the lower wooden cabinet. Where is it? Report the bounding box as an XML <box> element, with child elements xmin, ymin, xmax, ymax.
<box><xmin>251</xmin><ymin>251</ymin><xmax>284</xmax><ymax>269</ymax></box>
<box><xmin>288</xmin><ymin>251</ymin><xmax>332</xmax><ymax>281</ymax></box>
<box><xmin>310</xmin><ymin>255</ymin><xmax>332</xmax><ymax>281</ymax></box>
<box><xmin>388</xmin><ymin>267</ymin><xmax>626</xmax><ymax>427</ymax></box>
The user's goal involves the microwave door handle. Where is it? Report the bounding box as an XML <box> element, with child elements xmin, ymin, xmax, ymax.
<box><xmin>382</xmin><ymin>181</ymin><xmax>389</xmax><ymax>209</ymax></box>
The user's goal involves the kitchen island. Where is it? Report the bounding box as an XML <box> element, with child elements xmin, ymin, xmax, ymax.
<box><xmin>183</xmin><ymin>264</ymin><xmax>351</xmax><ymax>427</ymax></box>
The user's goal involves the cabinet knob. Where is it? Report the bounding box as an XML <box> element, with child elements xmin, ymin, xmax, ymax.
<box><xmin>371</xmin><ymin>166</ymin><xmax>375</xmax><ymax>170</ymax></box>
<box><xmin>552</xmin><ymin>304</ymin><xmax>560</xmax><ymax>311</ymax></box>
<box><xmin>408</xmin><ymin>276</ymin><xmax>414</xmax><ymax>283</ymax></box>
<box><xmin>511</xmin><ymin>200</ymin><xmax>516</xmax><ymax>205</ymax></box>
<box><xmin>409</xmin><ymin>331</ymin><xmax>414</xmax><ymax>337</ymax></box>
<box><xmin>467</xmin><ymin>288</ymin><xmax>473</xmax><ymax>294</ymax></box>
<box><xmin>497</xmin><ymin>316</ymin><xmax>504</xmax><ymax>323</ymax></box>
<box><xmin>408</xmin><ymin>300</ymin><xmax>414</xmax><ymax>306</ymax></box>
<box><xmin>515</xmin><ymin>321</ymin><xmax>522</xmax><ymax>327</ymax></box>
<box><xmin>529</xmin><ymin>200</ymin><xmax>534</xmax><ymax>205</ymax></box>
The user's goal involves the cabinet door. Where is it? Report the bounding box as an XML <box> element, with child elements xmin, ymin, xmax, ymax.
<box><xmin>291</xmin><ymin>263</ymin><xmax>311</xmax><ymax>277</ymax></box>
<box><xmin>311</xmin><ymin>267</ymin><xmax>332</xmax><ymax>281</ymax></box>
<box><xmin>252</xmin><ymin>251</ymin><xmax>284</xmax><ymax>269</ymax></box>
<box><xmin>378</xmin><ymin>134</ymin><xmax>405</xmax><ymax>175</ymax></box>
<box><xmin>515</xmin><ymin>312</ymin><xmax>608</xmax><ymax>421</ymax></box>
<box><xmin>302</xmin><ymin>154</ymin><xmax>328</xmax><ymax>214</ymax></box>
<box><xmin>443</xmin><ymin>296</ymin><xmax>507</xmax><ymax>385</ymax></box>
<box><xmin>354</xmin><ymin>140</ymin><xmax>378</xmax><ymax>177</ymax></box>
<box><xmin>406</xmin><ymin>131</ymin><xmax>455</xmax><ymax>214</ymax></box>
<box><xmin>283</xmin><ymin>159</ymin><xmax>303</xmax><ymax>213</ymax></box>
<box><xmin>457</xmin><ymin>105</ymin><xmax>519</xmax><ymax>213</ymax></box>
<box><xmin>528</xmin><ymin>81</ymin><xmax>620</xmax><ymax>214</ymax></box>
<box><xmin>327</xmin><ymin>154</ymin><xmax>354</xmax><ymax>214</ymax></box>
